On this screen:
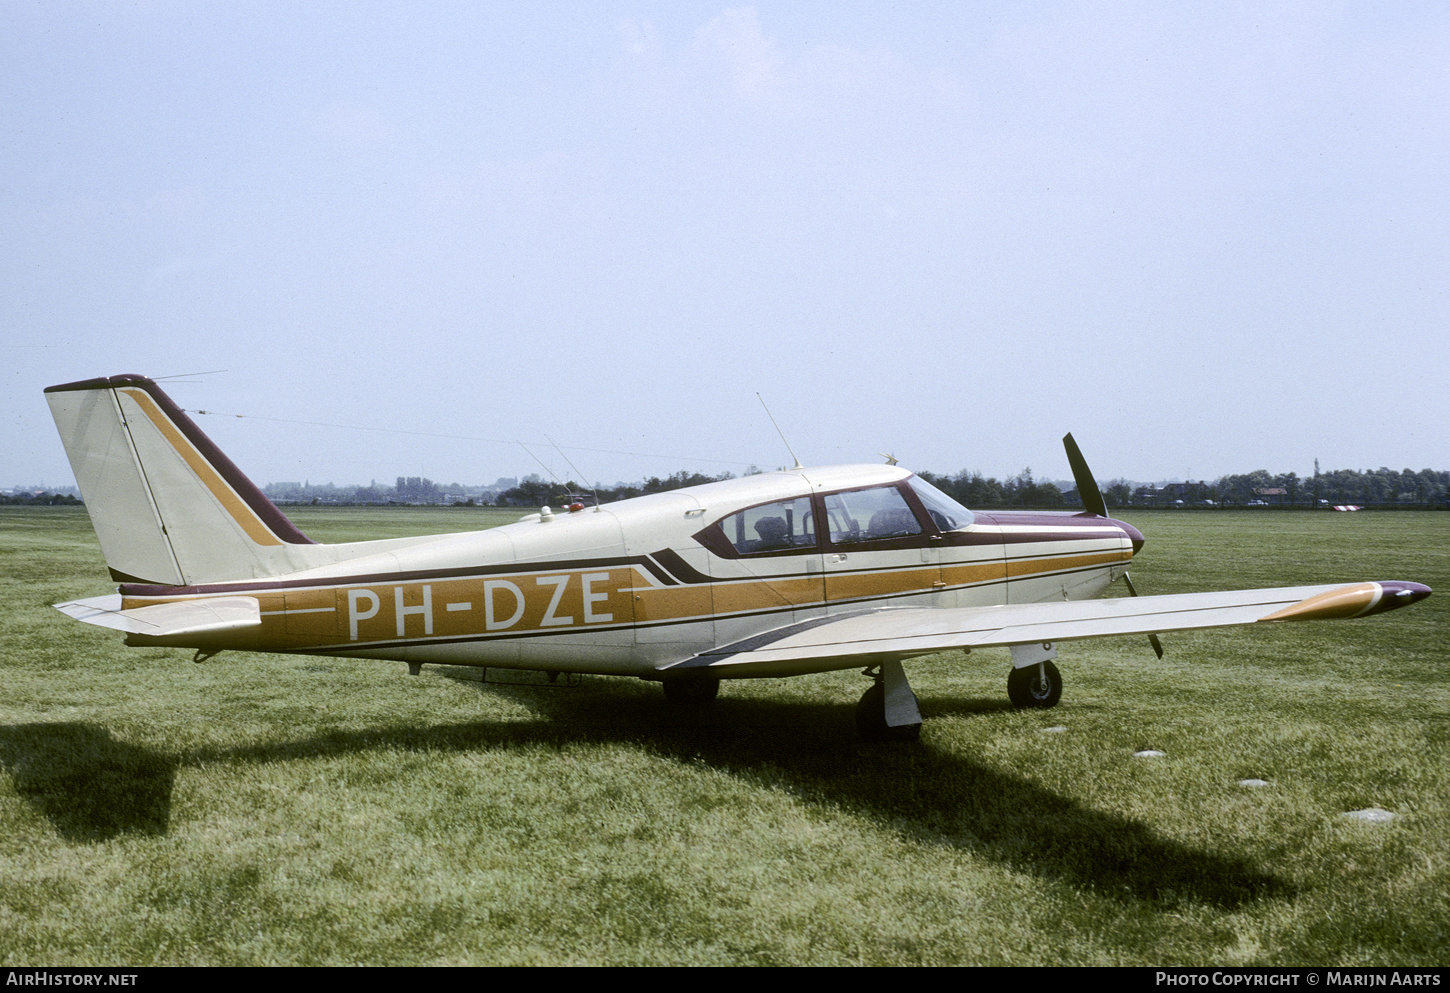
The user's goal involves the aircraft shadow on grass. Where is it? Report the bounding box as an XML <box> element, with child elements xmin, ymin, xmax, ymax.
<box><xmin>0</xmin><ymin>722</ymin><xmax>176</xmax><ymax>841</ymax></box>
<box><xmin>0</xmin><ymin>682</ymin><xmax>1290</xmax><ymax>909</ymax></box>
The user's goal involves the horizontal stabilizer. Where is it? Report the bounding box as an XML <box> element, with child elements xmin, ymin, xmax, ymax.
<box><xmin>668</xmin><ymin>581</ymin><xmax>1432</xmax><ymax>677</ymax></box>
<box><xmin>54</xmin><ymin>595</ymin><xmax>261</xmax><ymax>638</ymax></box>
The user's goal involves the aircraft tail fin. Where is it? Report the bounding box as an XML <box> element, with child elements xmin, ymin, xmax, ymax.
<box><xmin>45</xmin><ymin>375</ymin><xmax>319</xmax><ymax>587</ymax></box>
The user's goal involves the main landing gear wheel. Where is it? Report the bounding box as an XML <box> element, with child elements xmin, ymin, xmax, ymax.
<box><xmin>663</xmin><ymin>678</ymin><xmax>720</xmax><ymax>705</ymax></box>
<box><xmin>855</xmin><ymin>663</ymin><xmax>923</xmax><ymax>742</ymax></box>
<box><xmin>1007</xmin><ymin>661</ymin><xmax>1062</xmax><ymax>709</ymax></box>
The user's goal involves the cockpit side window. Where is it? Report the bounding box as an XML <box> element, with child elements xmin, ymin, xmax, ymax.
<box><xmin>822</xmin><ymin>485</ymin><xmax>924</xmax><ymax>544</ymax></box>
<box><xmin>699</xmin><ymin>496</ymin><xmax>818</xmax><ymax>557</ymax></box>
<box><xmin>906</xmin><ymin>475</ymin><xmax>976</xmax><ymax>531</ymax></box>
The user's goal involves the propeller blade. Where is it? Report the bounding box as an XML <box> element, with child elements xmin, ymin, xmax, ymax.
<box><xmin>1062</xmin><ymin>432</ymin><xmax>1108</xmax><ymax>518</ymax></box>
<box><xmin>1064</xmin><ymin>433</ymin><xmax>1159</xmax><ymax>656</ymax></box>
<box><xmin>1122</xmin><ymin>572</ymin><xmax>1166</xmax><ymax>659</ymax></box>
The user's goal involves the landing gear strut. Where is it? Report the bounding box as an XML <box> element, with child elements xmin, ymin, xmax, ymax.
<box><xmin>856</xmin><ymin>660</ymin><xmax>922</xmax><ymax>742</ymax></box>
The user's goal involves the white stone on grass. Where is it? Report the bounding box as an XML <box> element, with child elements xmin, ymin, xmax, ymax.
<box><xmin>1037</xmin><ymin>726</ymin><xmax>1068</xmax><ymax>734</ymax></box>
<box><xmin>1238</xmin><ymin>779</ymin><xmax>1269</xmax><ymax>788</ymax></box>
<box><xmin>1133</xmin><ymin>749</ymin><xmax>1166</xmax><ymax>758</ymax></box>
<box><xmin>1341</xmin><ymin>807</ymin><xmax>1396</xmax><ymax>823</ymax></box>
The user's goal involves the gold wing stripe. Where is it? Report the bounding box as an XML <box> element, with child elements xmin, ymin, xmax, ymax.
<box><xmin>1257</xmin><ymin>582</ymin><xmax>1381</xmax><ymax>621</ymax></box>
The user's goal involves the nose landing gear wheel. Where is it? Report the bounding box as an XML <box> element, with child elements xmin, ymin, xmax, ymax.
<box><xmin>1007</xmin><ymin>660</ymin><xmax>1062</xmax><ymax>708</ymax></box>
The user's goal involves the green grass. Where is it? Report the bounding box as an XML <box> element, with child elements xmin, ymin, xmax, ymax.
<box><xmin>0</xmin><ymin>506</ymin><xmax>1445</xmax><ymax>965</ymax></box>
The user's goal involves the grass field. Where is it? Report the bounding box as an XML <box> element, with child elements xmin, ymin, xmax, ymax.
<box><xmin>0</xmin><ymin>505</ymin><xmax>1445</xmax><ymax>966</ymax></box>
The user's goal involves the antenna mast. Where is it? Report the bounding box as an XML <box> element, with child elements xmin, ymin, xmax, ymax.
<box><xmin>757</xmin><ymin>393</ymin><xmax>803</xmax><ymax>470</ymax></box>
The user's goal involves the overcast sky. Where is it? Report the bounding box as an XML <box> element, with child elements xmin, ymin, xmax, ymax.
<box><xmin>5</xmin><ymin>1</ymin><xmax>1448</xmax><ymax>491</ymax></box>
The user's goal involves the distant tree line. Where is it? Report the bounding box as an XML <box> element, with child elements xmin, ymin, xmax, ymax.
<box><xmin>0</xmin><ymin>491</ymin><xmax>82</xmax><ymax>506</ymax></box>
<box><xmin>917</xmin><ymin>468</ymin><xmax>1065</xmax><ymax>510</ymax></box>
<box><xmin>262</xmin><ymin>469</ymin><xmax>744</xmax><ymax>507</ymax></box>
<box><xmin>255</xmin><ymin>463</ymin><xmax>1449</xmax><ymax>510</ymax></box>
<box><xmin>1212</xmin><ymin>467</ymin><xmax>1449</xmax><ymax>508</ymax></box>
<box><xmin>494</xmin><ymin>470</ymin><xmax>736</xmax><ymax>507</ymax></box>
<box><xmin>922</xmin><ymin>466</ymin><xmax>1450</xmax><ymax>510</ymax></box>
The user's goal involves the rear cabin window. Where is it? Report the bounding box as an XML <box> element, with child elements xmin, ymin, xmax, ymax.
<box><xmin>714</xmin><ymin>496</ymin><xmax>817</xmax><ymax>555</ymax></box>
<box><xmin>822</xmin><ymin>485</ymin><xmax>923</xmax><ymax>544</ymax></box>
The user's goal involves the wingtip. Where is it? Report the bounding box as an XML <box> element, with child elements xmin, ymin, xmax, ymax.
<box><xmin>1379</xmin><ymin>581</ymin><xmax>1432</xmax><ymax>611</ymax></box>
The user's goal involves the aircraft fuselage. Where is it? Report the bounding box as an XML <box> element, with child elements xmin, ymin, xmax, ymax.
<box><xmin>115</xmin><ymin>465</ymin><xmax>1140</xmax><ymax>679</ymax></box>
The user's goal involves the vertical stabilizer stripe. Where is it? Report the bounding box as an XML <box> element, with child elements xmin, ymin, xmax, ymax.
<box><xmin>119</xmin><ymin>388</ymin><xmax>284</xmax><ymax>547</ymax></box>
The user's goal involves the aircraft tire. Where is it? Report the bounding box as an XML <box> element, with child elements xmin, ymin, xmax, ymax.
<box><xmin>1007</xmin><ymin>661</ymin><xmax>1062</xmax><ymax>708</ymax></box>
<box><xmin>855</xmin><ymin>683</ymin><xmax>922</xmax><ymax>742</ymax></box>
<box><xmin>663</xmin><ymin>678</ymin><xmax>720</xmax><ymax>705</ymax></box>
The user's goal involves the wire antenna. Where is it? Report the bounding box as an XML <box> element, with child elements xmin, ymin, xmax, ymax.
<box><xmin>547</xmin><ymin>434</ymin><xmax>603</xmax><ymax>512</ymax></box>
<box><xmin>757</xmin><ymin>393</ymin><xmax>803</xmax><ymax>470</ymax></box>
<box><xmin>517</xmin><ymin>441</ymin><xmax>565</xmax><ymax>487</ymax></box>
<box><xmin>154</xmin><ymin>369</ymin><xmax>228</xmax><ymax>383</ymax></box>
<box><xmin>183</xmin><ymin>408</ymin><xmax>751</xmax><ymax>469</ymax></box>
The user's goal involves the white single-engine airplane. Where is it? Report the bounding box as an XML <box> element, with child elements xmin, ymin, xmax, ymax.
<box><xmin>45</xmin><ymin>375</ymin><xmax>1432</xmax><ymax>740</ymax></box>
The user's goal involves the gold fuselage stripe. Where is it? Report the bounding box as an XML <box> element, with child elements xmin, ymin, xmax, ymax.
<box><xmin>120</xmin><ymin>546</ymin><xmax>1127</xmax><ymax>652</ymax></box>
<box><xmin>1005</xmin><ymin>551</ymin><xmax>1127</xmax><ymax>578</ymax></box>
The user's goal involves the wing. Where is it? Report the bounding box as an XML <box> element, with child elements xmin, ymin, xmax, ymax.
<box><xmin>665</xmin><ymin>581</ymin><xmax>1431</xmax><ymax>677</ymax></box>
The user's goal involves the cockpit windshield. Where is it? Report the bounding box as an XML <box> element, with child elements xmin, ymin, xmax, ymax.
<box><xmin>907</xmin><ymin>476</ymin><xmax>975</xmax><ymax>531</ymax></box>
